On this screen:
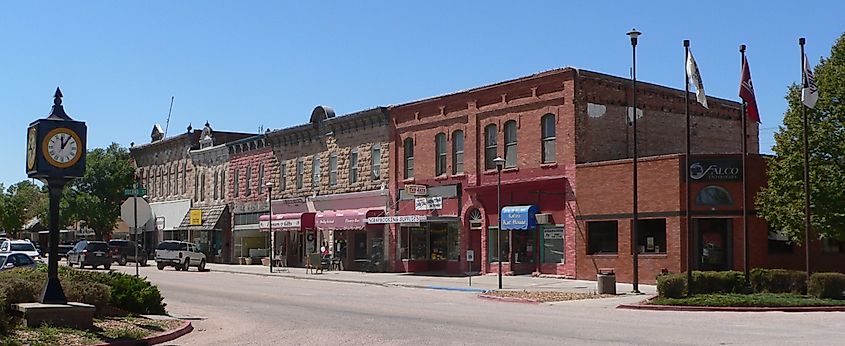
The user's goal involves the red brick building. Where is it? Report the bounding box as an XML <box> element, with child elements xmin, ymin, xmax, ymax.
<box><xmin>387</xmin><ymin>68</ymin><xmax>759</xmax><ymax>277</ymax></box>
<box><xmin>227</xmin><ymin>135</ymin><xmax>278</xmax><ymax>263</ymax></box>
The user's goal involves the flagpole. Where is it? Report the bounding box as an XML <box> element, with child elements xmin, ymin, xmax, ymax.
<box><xmin>684</xmin><ymin>39</ymin><xmax>693</xmax><ymax>296</ymax></box>
<box><xmin>740</xmin><ymin>44</ymin><xmax>750</xmax><ymax>284</ymax></box>
<box><xmin>799</xmin><ymin>37</ymin><xmax>812</xmax><ymax>276</ymax></box>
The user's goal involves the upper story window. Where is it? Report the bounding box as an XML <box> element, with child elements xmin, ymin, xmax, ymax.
<box><xmin>214</xmin><ymin>170</ymin><xmax>219</xmax><ymax>200</ymax></box>
<box><xmin>296</xmin><ymin>158</ymin><xmax>304</xmax><ymax>189</ymax></box>
<box><xmin>233</xmin><ymin>168</ymin><xmax>240</xmax><ymax>197</ymax></box>
<box><xmin>484</xmin><ymin>124</ymin><xmax>498</xmax><ymax>170</ymax></box>
<box><xmin>258</xmin><ymin>163</ymin><xmax>265</xmax><ymax>195</ymax></box>
<box><xmin>504</xmin><ymin>120</ymin><xmax>517</xmax><ymax>168</ymax></box>
<box><xmin>312</xmin><ymin>155</ymin><xmax>321</xmax><ymax>188</ymax></box>
<box><xmin>329</xmin><ymin>153</ymin><xmax>338</xmax><ymax>186</ymax></box>
<box><xmin>194</xmin><ymin>171</ymin><xmax>200</xmax><ymax>201</ymax></box>
<box><xmin>279</xmin><ymin>162</ymin><xmax>287</xmax><ymax>191</ymax></box>
<box><xmin>181</xmin><ymin>163</ymin><xmax>187</xmax><ymax>195</ymax></box>
<box><xmin>435</xmin><ymin>133</ymin><xmax>447</xmax><ymax>176</ymax></box>
<box><xmin>371</xmin><ymin>144</ymin><xmax>381</xmax><ymax>181</ymax></box>
<box><xmin>221</xmin><ymin>169</ymin><xmax>226</xmax><ymax>199</ymax></box>
<box><xmin>165</xmin><ymin>167</ymin><xmax>171</xmax><ymax>196</ymax></box>
<box><xmin>541</xmin><ymin>114</ymin><xmax>556</xmax><ymax>164</ymax></box>
<box><xmin>404</xmin><ymin>138</ymin><xmax>414</xmax><ymax>179</ymax></box>
<box><xmin>245</xmin><ymin>166</ymin><xmax>252</xmax><ymax>196</ymax></box>
<box><xmin>200</xmin><ymin>172</ymin><xmax>206</xmax><ymax>202</ymax></box>
<box><xmin>349</xmin><ymin>149</ymin><xmax>359</xmax><ymax>184</ymax></box>
<box><xmin>452</xmin><ymin>130</ymin><xmax>464</xmax><ymax>174</ymax></box>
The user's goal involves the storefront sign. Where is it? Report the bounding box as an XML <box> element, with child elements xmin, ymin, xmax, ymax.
<box><xmin>366</xmin><ymin>215</ymin><xmax>427</xmax><ymax>224</ymax></box>
<box><xmin>259</xmin><ymin>218</ymin><xmax>301</xmax><ymax>230</ymax></box>
<box><xmin>500</xmin><ymin>205</ymin><xmax>539</xmax><ymax>230</ymax></box>
<box><xmin>189</xmin><ymin>209</ymin><xmax>202</xmax><ymax>226</ymax></box>
<box><xmin>543</xmin><ymin>230</ymin><xmax>564</xmax><ymax>240</ymax></box>
<box><xmin>277</xmin><ymin>197</ymin><xmax>307</xmax><ymax>205</ymax></box>
<box><xmin>689</xmin><ymin>159</ymin><xmax>742</xmax><ymax>181</ymax></box>
<box><xmin>405</xmin><ymin>184</ymin><xmax>428</xmax><ymax>196</ymax></box>
<box><xmin>414</xmin><ymin>196</ymin><xmax>442</xmax><ymax>211</ymax></box>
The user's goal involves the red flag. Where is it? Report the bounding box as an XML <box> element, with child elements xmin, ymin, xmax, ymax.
<box><xmin>739</xmin><ymin>56</ymin><xmax>760</xmax><ymax>122</ymax></box>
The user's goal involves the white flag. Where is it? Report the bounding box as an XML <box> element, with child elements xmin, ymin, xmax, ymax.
<box><xmin>802</xmin><ymin>53</ymin><xmax>819</xmax><ymax>108</ymax></box>
<box><xmin>686</xmin><ymin>51</ymin><xmax>708</xmax><ymax>109</ymax></box>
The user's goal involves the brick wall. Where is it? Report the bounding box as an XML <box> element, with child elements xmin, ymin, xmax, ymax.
<box><xmin>228</xmin><ymin>146</ymin><xmax>277</xmax><ymax>207</ymax></box>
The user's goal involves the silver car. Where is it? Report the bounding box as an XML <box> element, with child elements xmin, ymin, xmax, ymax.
<box><xmin>0</xmin><ymin>252</ymin><xmax>38</xmax><ymax>271</ymax></box>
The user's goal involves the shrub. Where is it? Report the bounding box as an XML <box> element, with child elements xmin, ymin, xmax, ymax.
<box><xmin>750</xmin><ymin>268</ymin><xmax>807</xmax><ymax>294</ymax></box>
<box><xmin>657</xmin><ymin>273</ymin><xmax>686</xmax><ymax>298</ymax></box>
<box><xmin>63</xmin><ymin>281</ymin><xmax>111</xmax><ymax>314</ymax></box>
<box><xmin>59</xmin><ymin>270</ymin><xmax>166</xmax><ymax>314</ymax></box>
<box><xmin>691</xmin><ymin>271</ymin><xmax>746</xmax><ymax>294</ymax></box>
<box><xmin>808</xmin><ymin>272</ymin><xmax>845</xmax><ymax>300</ymax></box>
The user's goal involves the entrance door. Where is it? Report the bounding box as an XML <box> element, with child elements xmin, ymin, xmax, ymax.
<box><xmin>696</xmin><ymin>218</ymin><xmax>732</xmax><ymax>271</ymax></box>
<box><xmin>469</xmin><ymin>229</ymin><xmax>481</xmax><ymax>272</ymax></box>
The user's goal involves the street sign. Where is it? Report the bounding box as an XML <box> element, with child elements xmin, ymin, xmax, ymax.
<box><xmin>467</xmin><ymin>250</ymin><xmax>475</xmax><ymax>262</ymax></box>
<box><xmin>120</xmin><ymin>197</ymin><xmax>152</xmax><ymax>232</ymax></box>
<box><xmin>124</xmin><ymin>188</ymin><xmax>147</xmax><ymax>196</ymax></box>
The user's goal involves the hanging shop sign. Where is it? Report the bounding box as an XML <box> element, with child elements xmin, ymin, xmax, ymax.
<box><xmin>689</xmin><ymin>159</ymin><xmax>742</xmax><ymax>181</ymax></box>
<box><xmin>405</xmin><ymin>184</ymin><xmax>428</xmax><ymax>196</ymax></box>
<box><xmin>414</xmin><ymin>196</ymin><xmax>443</xmax><ymax>211</ymax></box>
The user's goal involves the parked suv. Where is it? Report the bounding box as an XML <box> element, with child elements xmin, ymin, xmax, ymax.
<box><xmin>155</xmin><ymin>241</ymin><xmax>207</xmax><ymax>272</ymax></box>
<box><xmin>108</xmin><ymin>239</ymin><xmax>148</xmax><ymax>266</ymax></box>
<box><xmin>0</xmin><ymin>239</ymin><xmax>42</xmax><ymax>263</ymax></box>
<box><xmin>66</xmin><ymin>240</ymin><xmax>112</xmax><ymax>270</ymax></box>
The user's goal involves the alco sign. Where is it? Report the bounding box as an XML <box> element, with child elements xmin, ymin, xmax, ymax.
<box><xmin>405</xmin><ymin>184</ymin><xmax>427</xmax><ymax>196</ymax></box>
<box><xmin>689</xmin><ymin>159</ymin><xmax>742</xmax><ymax>181</ymax></box>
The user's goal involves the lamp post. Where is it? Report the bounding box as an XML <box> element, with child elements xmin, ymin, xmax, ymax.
<box><xmin>494</xmin><ymin>156</ymin><xmax>506</xmax><ymax>290</ymax></box>
<box><xmin>627</xmin><ymin>28</ymin><xmax>642</xmax><ymax>294</ymax></box>
<box><xmin>266</xmin><ymin>182</ymin><xmax>274</xmax><ymax>274</ymax></box>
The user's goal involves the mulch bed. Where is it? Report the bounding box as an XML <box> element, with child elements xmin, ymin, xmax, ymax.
<box><xmin>484</xmin><ymin>290</ymin><xmax>614</xmax><ymax>302</ymax></box>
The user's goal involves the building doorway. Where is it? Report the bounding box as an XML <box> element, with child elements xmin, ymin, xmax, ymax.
<box><xmin>696</xmin><ymin>218</ymin><xmax>732</xmax><ymax>271</ymax></box>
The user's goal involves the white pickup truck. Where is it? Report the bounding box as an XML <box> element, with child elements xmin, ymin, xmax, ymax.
<box><xmin>154</xmin><ymin>241</ymin><xmax>207</xmax><ymax>272</ymax></box>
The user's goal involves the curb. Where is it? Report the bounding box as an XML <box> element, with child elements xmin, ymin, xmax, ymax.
<box><xmin>96</xmin><ymin>320</ymin><xmax>193</xmax><ymax>346</ymax></box>
<box><xmin>478</xmin><ymin>294</ymin><xmax>541</xmax><ymax>304</ymax></box>
<box><xmin>388</xmin><ymin>283</ymin><xmax>489</xmax><ymax>293</ymax></box>
<box><xmin>617</xmin><ymin>303</ymin><xmax>845</xmax><ymax>312</ymax></box>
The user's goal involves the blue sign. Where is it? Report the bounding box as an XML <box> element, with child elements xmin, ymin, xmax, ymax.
<box><xmin>500</xmin><ymin>205</ymin><xmax>539</xmax><ymax>230</ymax></box>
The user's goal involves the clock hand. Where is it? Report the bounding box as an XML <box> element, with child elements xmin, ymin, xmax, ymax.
<box><xmin>61</xmin><ymin>136</ymin><xmax>70</xmax><ymax>149</ymax></box>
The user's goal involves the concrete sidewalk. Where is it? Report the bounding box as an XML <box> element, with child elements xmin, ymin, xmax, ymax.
<box><xmin>198</xmin><ymin>262</ymin><xmax>657</xmax><ymax>295</ymax></box>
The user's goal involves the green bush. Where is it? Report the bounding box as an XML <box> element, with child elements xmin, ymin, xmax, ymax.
<box><xmin>657</xmin><ymin>274</ymin><xmax>686</xmax><ymax>298</ymax></box>
<box><xmin>808</xmin><ymin>272</ymin><xmax>845</xmax><ymax>299</ymax></box>
<box><xmin>63</xmin><ymin>281</ymin><xmax>111</xmax><ymax>313</ymax></box>
<box><xmin>58</xmin><ymin>269</ymin><xmax>166</xmax><ymax>314</ymax></box>
<box><xmin>750</xmin><ymin>268</ymin><xmax>807</xmax><ymax>294</ymax></box>
<box><xmin>691</xmin><ymin>271</ymin><xmax>746</xmax><ymax>294</ymax></box>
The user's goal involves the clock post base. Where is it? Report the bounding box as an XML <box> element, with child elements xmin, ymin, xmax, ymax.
<box><xmin>40</xmin><ymin>179</ymin><xmax>68</xmax><ymax>305</ymax></box>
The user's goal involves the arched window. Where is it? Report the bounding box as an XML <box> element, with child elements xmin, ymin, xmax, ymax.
<box><xmin>484</xmin><ymin>124</ymin><xmax>497</xmax><ymax>170</ymax></box>
<box><xmin>541</xmin><ymin>114</ymin><xmax>556</xmax><ymax>163</ymax></box>
<box><xmin>404</xmin><ymin>138</ymin><xmax>414</xmax><ymax>179</ymax></box>
<box><xmin>504</xmin><ymin>120</ymin><xmax>517</xmax><ymax>168</ymax></box>
<box><xmin>435</xmin><ymin>133</ymin><xmax>447</xmax><ymax>176</ymax></box>
<box><xmin>452</xmin><ymin>130</ymin><xmax>464</xmax><ymax>174</ymax></box>
<box><xmin>696</xmin><ymin>185</ymin><xmax>733</xmax><ymax>206</ymax></box>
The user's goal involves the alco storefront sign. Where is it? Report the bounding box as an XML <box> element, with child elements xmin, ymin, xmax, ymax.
<box><xmin>405</xmin><ymin>184</ymin><xmax>428</xmax><ymax>196</ymax></box>
<box><xmin>366</xmin><ymin>215</ymin><xmax>427</xmax><ymax>224</ymax></box>
<box><xmin>689</xmin><ymin>159</ymin><xmax>742</xmax><ymax>181</ymax></box>
<box><xmin>414</xmin><ymin>196</ymin><xmax>443</xmax><ymax>211</ymax></box>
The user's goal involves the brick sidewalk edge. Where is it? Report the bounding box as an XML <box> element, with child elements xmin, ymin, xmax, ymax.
<box><xmin>96</xmin><ymin>320</ymin><xmax>193</xmax><ymax>346</ymax></box>
<box><xmin>478</xmin><ymin>293</ymin><xmax>541</xmax><ymax>304</ymax></box>
<box><xmin>617</xmin><ymin>303</ymin><xmax>845</xmax><ymax>312</ymax></box>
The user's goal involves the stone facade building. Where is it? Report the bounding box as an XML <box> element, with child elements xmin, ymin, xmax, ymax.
<box><xmin>227</xmin><ymin>134</ymin><xmax>277</xmax><ymax>263</ymax></box>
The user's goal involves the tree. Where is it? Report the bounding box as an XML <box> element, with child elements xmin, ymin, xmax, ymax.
<box><xmin>62</xmin><ymin>143</ymin><xmax>135</xmax><ymax>239</ymax></box>
<box><xmin>757</xmin><ymin>33</ymin><xmax>845</xmax><ymax>243</ymax></box>
<box><xmin>0</xmin><ymin>180</ymin><xmax>47</xmax><ymax>238</ymax></box>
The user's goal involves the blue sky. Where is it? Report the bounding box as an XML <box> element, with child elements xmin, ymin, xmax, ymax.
<box><xmin>0</xmin><ymin>1</ymin><xmax>841</xmax><ymax>185</ymax></box>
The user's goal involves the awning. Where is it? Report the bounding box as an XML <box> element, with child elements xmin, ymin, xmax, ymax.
<box><xmin>500</xmin><ymin>205</ymin><xmax>539</xmax><ymax>230</ymax></box>
<box><xmin>259</xmin><ymin>212</ymin><xmax>316</xmax><ymax>231</ymax></box>
<box><xmin>175</xmin><ymin>205</ymin><xmax>229</xmax><ymax>231</ymax></box>
<box><xmin>315</xmin><ymin>209</ymin><xmax>383</xmax><ymax>231</ymax></box>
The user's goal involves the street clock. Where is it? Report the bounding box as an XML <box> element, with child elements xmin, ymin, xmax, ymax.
<box><xmin>26</xmin><ymin>88</ymin><xmax>87</xmax><ymax>180</ymax></box>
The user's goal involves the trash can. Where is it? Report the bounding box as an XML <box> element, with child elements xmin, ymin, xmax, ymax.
<box><xmin>597</xmin><ymin>268</ymin><xmax>616</xmax><ymax>295</ymax></box>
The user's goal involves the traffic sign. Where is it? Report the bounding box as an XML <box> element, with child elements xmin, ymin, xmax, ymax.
<box><xmin>124</xmin><ymin>188</ymin><xmax>147</xmax><ymax>196</ymax></box>
<box><xmin>120</xmin><ymin>197</ymin><xmax>152</xmax><ymax>233</ymax></box>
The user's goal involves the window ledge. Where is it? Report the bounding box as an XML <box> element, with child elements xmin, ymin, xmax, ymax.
<box><xmin>638</xmin><ymin>253</ymin><xmax>668</xmax><ymax>258</ymax></box>
<box><xmin>482</xmin><ymin>170</ymin><xmax>498</xmax><ymax>176</ymax></box>
<box><xmin>540</xmin><ymin>162</ymin><xmax>558</xmax><ymax>168</ymax></box>
<box><xmin>434</xmin><ymin>174</ymin><xmax>449</xmax><ymax>181</ymax></box>
<box><xmin>502</xmin><ymin>167</ymin><xmax>518</xmax><ymax>173</ymax></box>
<box><xmin>402</xmin><ymin>178</ymin><xmax>415</xmax><ymax>183</ymax></box>
<box><xmin>450</xmin><ymin>173</ymin><xmax>467</xmax><ymax>179</ymax></box>
<box><xmin>587</xmin><ymin>253</ymin><xmax>619</xmax><ymax>257</ymax></box>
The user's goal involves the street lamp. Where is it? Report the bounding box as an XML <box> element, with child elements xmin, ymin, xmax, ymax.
<box><xmin>627</xmin><ymin>28</ymin><xmax>641</xmax><ymax>294</ymax></box>
<box><xmin>494</xmin><ymin>156</ymin><xmax>506</xmax><ymax>290</ymax></box>
<box><xmin>266</xmin><ymin>182</ymin><xmax>274</xmax><ymax>274</ymax></box>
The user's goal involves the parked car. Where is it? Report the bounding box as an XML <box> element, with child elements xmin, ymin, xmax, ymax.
<box><xmin>0</xmin><ymin>252</ymin><xmax>38</xmax><ymax>271</ymax></box>
<box><xmin>0</xmin><ymin>239</ymin><xmax>43</xmax><ymax>263</ymax></box>
<box><xmin>108</xmin><ymin>239</ymin><xmax>148</xmax><ymax>266</ymax></box>
<box><xmin>57</xmin><ymin>244</ymin><xmax>75</xmax><ymax>258</ymax></box>
<box><xmin>155</xmin><ymin>241</ymin><xmax>206</xmax><ymax>272</ymax></box>
<box><xmin>66</xmin><ymin>240</ymin><xmax>112</xmax><ymax>270</ymax></box>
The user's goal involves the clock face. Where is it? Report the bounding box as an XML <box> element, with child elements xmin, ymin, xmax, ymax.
<box><xmin>26</xmin><ymin>127</ymin><xmax>37</xmax><ymax>170</ymax></box>
<box><xmin>42</xmin><ymin>127</ymin><xmax>83</xmax><ymax>168</ymax></box>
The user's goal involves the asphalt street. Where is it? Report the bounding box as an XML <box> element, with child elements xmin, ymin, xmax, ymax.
<box><xmin>105</xmin><ymin>265</ymin><xmax>845</xmax><ymax>346</ymax></box>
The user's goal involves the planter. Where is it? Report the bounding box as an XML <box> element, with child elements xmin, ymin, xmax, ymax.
<box><xmin>261</xmin><ymin>257</ymin><xmax>270</xmax><ymax>266</ymax></box>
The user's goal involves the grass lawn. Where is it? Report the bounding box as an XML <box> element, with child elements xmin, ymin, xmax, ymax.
<box><xmin>0</xmin><ymin>316</ymin><xmax>181</xmax><ymax>346</ymax></box>
<box><xmin>485</xmin><ymin>290</ymin><xmax>614</xmax><ymax>302</ymax></box>
<box><xmin>651</xmin><ymin>293</ymin><xmax>845</xmax><ymax>307</ymax></box>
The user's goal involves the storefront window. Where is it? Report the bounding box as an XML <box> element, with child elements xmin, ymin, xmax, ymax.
<box><xmin>512</xmin><ymin>231</ymin><xmax>536</xmax><ymax>263</ymax></box>
<box><xmin>636</xmin><ymin>219</ymin><xmax>667</xmax><ymax>254</ymax></box>
<box><xmin>488</xmin><ymin>227</ymin><xmax>510</xmax><ymax>263</ymax></box>
<box><xmin>410</xmin><ymin>227</ymin><xmax>428</xmax><ymax>260</ymax></box>
<box><xmin>448</xmin><ymin>223</ymin><xmax>460</xmax><ymax>261</ymax></box>
<box><xmin>429</xmin><ymin>223</ymin><xmax>448</xmax><ymax>260</ymax></box>
<box><xmin>398</xmin><ymin>227</ymin><xmax>409</xmax><ymax>260</ymax></box>
<box><xmin>542</xmin><ymin>226</ymin><xmax>564</xmax><ymax>263</ymax></box>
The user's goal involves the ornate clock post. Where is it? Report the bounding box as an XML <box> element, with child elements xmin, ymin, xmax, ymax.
<box><xmin>26</xmin><ymin>88</ymin><xmax>87</xmax><ymax>304</ymax></box>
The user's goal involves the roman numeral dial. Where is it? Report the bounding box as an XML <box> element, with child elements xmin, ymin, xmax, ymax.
<box><xmin>42</xmin><ymin>127</ymin><xmax>82</xmax><ymax>168</ymax></box>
